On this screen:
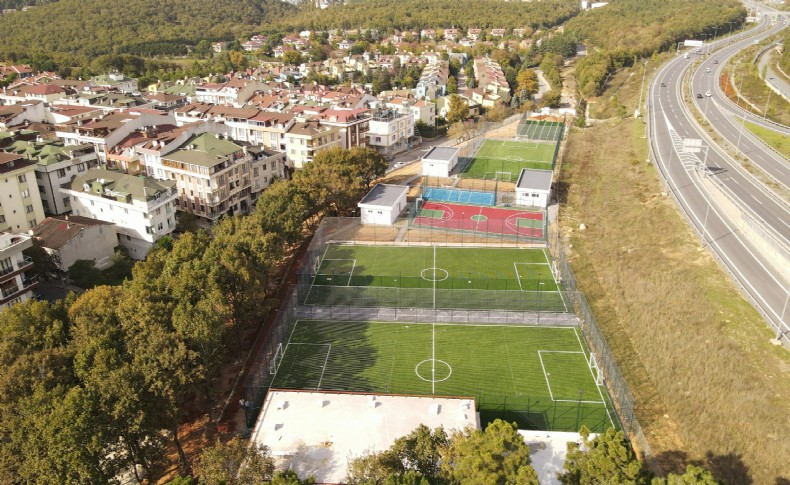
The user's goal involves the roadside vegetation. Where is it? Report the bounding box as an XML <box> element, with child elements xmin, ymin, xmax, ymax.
<box><xmin>743</xmin><ymin>120</ymin><xmax>790</xmax><ymax>158</ymax></box>
<box><xmin>561</xmin><ymin>62</ymin><xmax>790</xmax><ymax>484</ymax></box>
<box><xmin>724</xmin><ymin>42</ymin><xmax>790</xmax><ymax>126</ymax></box>
<box><xmin>567</xmin><ymin>0</ymin><xmax>745</xmax><ymax>97</ymax></box>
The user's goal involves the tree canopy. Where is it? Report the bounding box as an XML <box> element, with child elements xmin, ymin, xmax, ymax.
<box><xmin>0</xmin><ymin>0</ymin><xmax>296</xmax><ymax>68</ymax></box>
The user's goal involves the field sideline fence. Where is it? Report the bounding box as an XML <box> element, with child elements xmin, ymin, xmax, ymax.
<box><xmin>242</xmin><ymin>217</ymin><xmax>651</xmax><ymax>465</ymax></box>
<box><xmin>547</xmin><ymin>223</ymin><xmax>654</xmax><ymax>466</ymax></box>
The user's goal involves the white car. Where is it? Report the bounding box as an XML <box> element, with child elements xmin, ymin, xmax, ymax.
<box><xmin>705</xmin><ymin>90</ymin><xmax>712</xmax><ymax>97</ymax></box>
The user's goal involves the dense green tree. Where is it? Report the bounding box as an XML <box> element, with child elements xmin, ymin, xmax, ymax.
<box><xmin>254</xmin><ymin>180</ymin><xmax>312</xmax><ymax>245</ymax></box>
<box><xmin>542</xmin><ymin>89</ymin><xmax>562</xmax><ymax>108</ymax></box>
<box><xmin>652</xmin><ymin>465</ymin><xmax>723</xmax><ymax>485</ymax></box>
<box><xmin>517</xmin><ymin>69</ymin><xmax>540</xmax><ymax>99</ymax></box>
<box><xmin>272</xmin><ymin>469</ymin><xmax>317</xmax><ymax>485</ymax></box>
<box><xmin>447</xmin><ymin>76</ymin><xmax>458</xmax><ymax>94</ymax></box>
<box><xmin>441</xmin><ymin>420</ymin><xmax>539</xmax><ymax>485</ymax></box>
<box><xmin>446</xmin><ymin>95</ymin><xmax>469</xmax><ymax>124</ymax></box>
<box><xmin>282</xmin><ymin>50</ymin><xmax>303</xmax><ymax>66</ymax></box>
<box><xmin>193</xmin><ymin>437</ymin><xmax>275</xmax><ymax>485</ymax></box>
<box><xmin>559</xmin><ymin>427</ymin><xmax>652</xmax><ymax>485</ymax></box>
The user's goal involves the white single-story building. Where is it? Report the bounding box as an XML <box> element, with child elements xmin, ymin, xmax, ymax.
<box><xmin>250</xmin><ymin>390</ymin><xmax>478</xmax><ymax>484</ymax></box>
<box><xmin>421</xmin><ymin>146</ymin><xmax>459</xmax><ymax>178</ymax></box>
<box><xmin>515</xmin><ymin>168</ymin><xmax>553</xmax><ymax>208</ymax></box>
<box><xmin>358</xmin><ymin>184</ymin><xmax>409</xmax><ymax>226</ymax></box>
<box><xmin>518</xmin><ymin>430</ymin><xmax>598</xmax><ymax>485</ymax></box>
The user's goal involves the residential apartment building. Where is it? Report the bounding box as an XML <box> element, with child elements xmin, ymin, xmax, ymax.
<box><xmin>62</xmin><ymin>168</ymin><xmax>177</xmax><ymax>259</ymax></box>
<box><xmin>415</xmin><ymin>61</ymin><xmax>449</xmax><ymax>100</ymax></box>
<box><xmin>316</xmin><ymin>108</ymin><xmax>370</xmax><ymax>149</ymax></box>
<box><xmin>0</xmin><ymin>232</ymin><xmax>38</xmax><ymax>309</ymax></box>
<box><xmin>285</xmin><ymin>120</ymin><xmax>341</xmax><ymax>168</ymax></box>
<box><xmin>161</xmin><ymin>133</ymin><xmax>257</xmax><ymax>225</ymax></box>
<box><xmin>0</xmin><ymin>152</ymin><xmax>45</xmax><ymax>232</ymax></box>
<box><xmin>366</xmin><ymin>109</ymin><xmax>415</xmax><ymax>157</ymax></box>
<box><xmin>29</xmin><ymin>142</ymin><xmax>99</xmax><ymax>215</ymax></box>
<box><xmin>32</xmin><ymin>215</ymin><xmax>117</xmax><ymax>271</ymax></box>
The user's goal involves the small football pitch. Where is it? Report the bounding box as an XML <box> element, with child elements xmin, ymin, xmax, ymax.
<box><xmin>461</xmin><ymin>139</ymin><xmax>556</xmax><ymax>180</ymax></box>
<box><xmin>304</xmin><ymin>245</ymin><xmax>568</xmax><ymax>312</ymax></box>
<box><xmin>270</xmin><ymin>320</ymin><xmax>616</xmax><ymax>432</ymax></box>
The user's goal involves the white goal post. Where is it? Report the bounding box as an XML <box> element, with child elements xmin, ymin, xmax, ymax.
<box><xmin>495</xmin><ymin>171</ymin><xmax>512</xmax><ymax>181</ymax></box>
<box><xmin>589</xmin><ymin>353</ymin><xmax>604</xmax><ymax>386</ymax></box>
<box><xmin>269</xmin><ymin>343</ymin><xmax>285</xmax><ymax>375</ymax></box>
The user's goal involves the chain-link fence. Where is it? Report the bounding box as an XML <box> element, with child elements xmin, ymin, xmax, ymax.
<box><xmin>548</xmin><ymin>230</ymin><xmax>653</xmax><ymax>462</ymax></box>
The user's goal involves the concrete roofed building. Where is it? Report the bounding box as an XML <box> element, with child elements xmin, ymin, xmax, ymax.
<box><xmin>62</xmin><ymin>168</ymin><xmax>177</xmax><ymax>259</ymax></box>
<box><xmin>421</xmin><ymin>146</ymin><xmax>459</xmax><ymax>178</ymax></box>
<box><xmin>31</xmin><ymin>215</ymin><xmax>117</xmax><ymax>271</ymax></box>
<box><xmin>27</xmin><ymin>141</ymin><xmax>99</xmax><ymax>215</ymax></box>
<box><xmin>0</xmin><ymin>152</ymin><xmax>46</xmax><ymax>232</ymax></box>
<box><xmin>251</xmin><ymin>390</ymin><xmax>478</xmax><ymax>484</ymax></box>
<box><xmin>515</xmin><ymin>168</ymin><xmax>553</xmax><ymax>208</ymax></box>
<box><xmin>162</xmin><ymin>133</ymin><xmax>260</xmax><ymax>225</ymax></box>
<box><xmin>285</xmin><ymin>120</ymin><xmax>341</xmax><ymax>168</ymax></box>
<box><xmin>90</xmin><ymin>72</ymin><xmax>139</xmax><ymax>94</ymax></box>
<box><xmin>358</xmin><ymin>184</ymin><xmax>408</xmax><ymax>226</ymax></box>
<box><xmin>0</xmin><ymin>232</ymin><xmax>38</xmax><ymax>309</ymax></box>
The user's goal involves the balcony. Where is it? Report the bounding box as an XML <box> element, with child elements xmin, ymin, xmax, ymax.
<box><xmin>0</xmin><ymin>256</ymin><xmax>34</xmax><ymax>278</ymax></box>
<box><xmin>0</xmin><ymin>274</ymin><xmax>38</xmax><ymax>303</ymax></box>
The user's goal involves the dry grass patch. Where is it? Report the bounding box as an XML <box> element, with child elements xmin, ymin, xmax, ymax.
<box><xmin>561</xmin><ymin>70</ymin><xmax>790</xmax><ymax>484</ymax></box>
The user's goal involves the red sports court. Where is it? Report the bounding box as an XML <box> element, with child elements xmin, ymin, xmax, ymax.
<box><xmin>412</xmin><ymin>201</ymin><xmax>545</xmax><ymax>239</ymax></box>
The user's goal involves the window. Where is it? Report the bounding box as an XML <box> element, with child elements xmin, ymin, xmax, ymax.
<box><xmin>38</xmin><ymin>186</ymin><xmax>45</xmax><ymax>194</ymax></box>
<box><xmin>17</xmin><ymin>174</ymin><xmax>26</xmax><ymax>183</ymax></box>
<box><xmin>63</xmin><ymin>197</ymin><xmax>70</xmax><ymax>207</ymax></box>
<box><xmin>28</xmin><ymin>219</ymin><xmax>36</xmax><ymax>228</ymax></box>
<box><xmin>41</xmin><ymin>200</ymin><xmax>49</xmax><ymax>209</ymax></box>
<box><xmin>20</xmin><ymin>189</ymin><xmax>29</xmax><ymax>198</ymax></box>
<box><xmin>35</xmin><ymin>172</ymin><xmax>42</xmax><ymax>180</ymax></box>
<box><xmin>0</xmin><ymin>215</ymin><xmax>5</xmax><ymax>223</ymax></box>
<box><xmin>25</xmin><ymin>205</ymin><xmax>33</xmax><ymax>213</ymax></box>
<box><xmin>77</xmin><ymin>164</ymin><xmax>85</xmax><ymax>172</ymax></box>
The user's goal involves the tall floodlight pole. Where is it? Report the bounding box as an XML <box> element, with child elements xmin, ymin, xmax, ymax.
<box><xmin>735</xmin><ymin>112</ymin><xmax>748</xmax><ymax>156</ymax></box>
<box><xmin>779</xmin><ymin>288</ymin><xmax>789</xmax><ymax>341</ymax></box>
<box><xmin>763</xmin><ymin>89</ymin><xmax>773</xmax><ymax>120</ymax></box>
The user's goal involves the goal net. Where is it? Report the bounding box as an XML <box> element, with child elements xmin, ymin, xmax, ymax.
<box><xmin>589</xmin><ymin>353</ymin><xmax>604</xmax><ymax>386</ymax></box>
<box><xmin>496</xmin><ymin>171</ymin><xmax>512</xmax><ymax>182</ymax></box>
<box><xmin>269</xmin><ymin>343</ymin><xmax>285</xmax><ymax>375</ymax></box>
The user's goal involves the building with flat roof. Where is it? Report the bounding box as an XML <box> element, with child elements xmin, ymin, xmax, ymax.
<box><xmin>515</xmin><ymin>168</ymin><xmax>553</xmax><ymax>208</ymax></box>
<box><xmin>251</xmin><ymin>390</ymin><xmax>478</xmax><ymax>484</ymax></box>
<box><xmin>358</xmin><ymin>184</ymin><xmax>409</xmax><ymax>225</ymax></box>
<box><xmin>421</xmin><ymin>146</ymin><xmax>459</xmax><ymax>178</ymax></box>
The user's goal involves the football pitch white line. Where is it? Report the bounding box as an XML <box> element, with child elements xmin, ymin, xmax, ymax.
<box><xmin>572</xmin><ymin>330</ymin><xmax>616</xmax><ymax>427</ymax></box>
<box><xmin>317</xmin><ymin>344</ymin><xmax>332</xmax><ymax>390</ymax></box>
<box><xmin>514</xmin><ymin>262</ymin><xmax>524</xmax><ymax>291</ymax></box>
<box><xmin>538</xmin><ymin>350</ymin><xmax>609</xmax><ymax>405</ymax></box>
<box><xmin>501</xmin><ymin>326</ymin><xmax>519</xmax><ymax>395</ymax></box>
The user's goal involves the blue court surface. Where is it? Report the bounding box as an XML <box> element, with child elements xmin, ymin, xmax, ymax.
<box><xmin>423</xmin><ymin>187</ymin><xmax>495</xmax><ymax>206</ymax></box>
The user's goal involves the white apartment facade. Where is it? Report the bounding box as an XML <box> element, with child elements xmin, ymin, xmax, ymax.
<box><xmin>0</xmin><ymin>152</ymin><xmax>45</xmax><ymax>232</ymax></box>
<box><xmin>366</xmin><ymin>109</ymin><xmax>415</xmax><ymax>157</ymax></box>
<box><xmin>0</xmin><ymin>232</ymin><xmax>38</xmax><ymax>309</ymax></box>
<box><xmin>62</xmin><ymin>168</ymin><xmax>178</xmax><ymax>259</ymax></box>
<box><xmin>34</xmin><ymin>143</ymin><xmax>99</xmax><ymax>215</ymax></box>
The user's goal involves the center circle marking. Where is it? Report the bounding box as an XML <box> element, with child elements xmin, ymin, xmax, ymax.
<box><xmin>420</xmin><ymin>267</ymin><xmax>449</xmax><ymax>281</ymax></box>
<box><xmin>415</xmin><ymin>359</ymin><xmax>453</xmax><ymax>383</ymax></box>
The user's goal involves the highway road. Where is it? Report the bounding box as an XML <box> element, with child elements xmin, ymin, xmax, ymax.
<box><xmin>690</xmin><ymin>21</ymin><xmax>790</xmax><ymax>194</ymax></box>
<box><xmin>648</xmin><ymin>19</ymin><xmax>790</xmax><ymax>344</ymax></box>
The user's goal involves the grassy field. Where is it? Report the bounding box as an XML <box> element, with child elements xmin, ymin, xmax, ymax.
<box><xmin>461</xmin><ymin>139</ymin><xmax>556</xmax><ymax>180</ymax></box>
<box><xmin>563</xmin><ymin>63</ymin><xmax>790</xmax><ymax>483</ymax></box>
<box><xmin>271</xmin><ymin>320</ymin><xmax>614</xmax><ymax>432</ymax></box>
<box><xmin>517</xmin><ymin>120</ymin><xmax>565</xmax><ymax>141</ymax></box>
<box><xmin>743</xmin><ymin>120</ymin><xmax>790</xmax><ymax>158</ymax></box>
<box><xmin>306</xmin><ymin>245</ymin><xmax>566</xmax><ymax>311</ymax></box>
<box><xmin>728</xmin><ymin>48</ymin><xmax>790</xmax><ymax>126</ymax></box>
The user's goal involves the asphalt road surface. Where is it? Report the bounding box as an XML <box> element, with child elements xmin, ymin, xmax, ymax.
<box><xmin>648</xmin><ymin>18</ymin><xmax>790</xmax><ymax>343</ymax></box>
